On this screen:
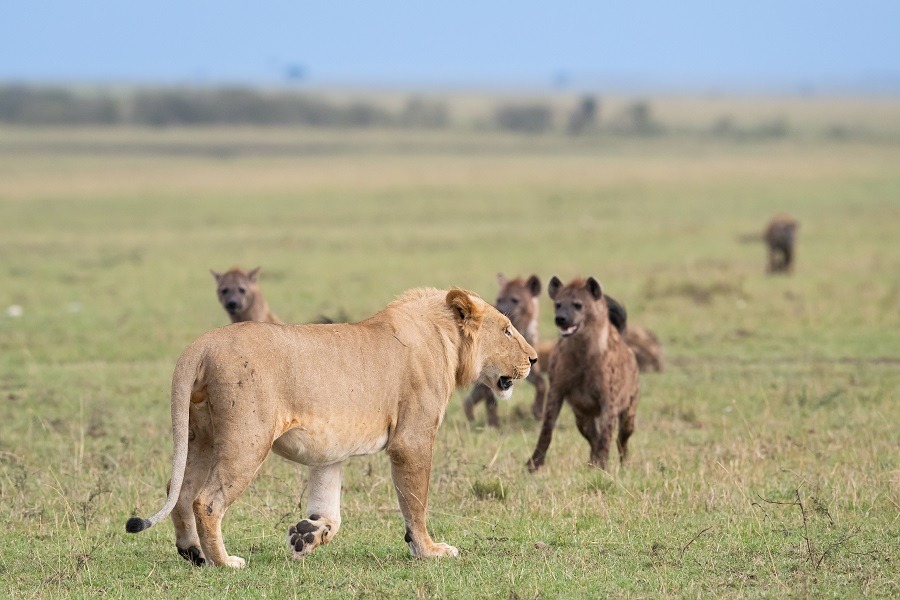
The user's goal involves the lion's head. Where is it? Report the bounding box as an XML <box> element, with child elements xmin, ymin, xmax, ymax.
<box><xmin>446</xmin><ymin>289</ymin><xmax>537</xmax><ymax>400</ymax></box>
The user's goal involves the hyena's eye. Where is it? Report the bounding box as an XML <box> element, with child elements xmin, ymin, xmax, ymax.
<box><xmin>510</xmin><ymin>297</ymin><xmax>519</xmax><ymax>304</ymax></box>
<box><xmin>238</xmin><ymin>287</ymin><xmax>246</xmax><ymax>294</ymax></box>
<box><xmin>220</xmin><ymin>288</ymin><xmax>229</xmax><ymax>295</ymax></box>
<box><xmin>555</xmin><ymin>302</ymin><xmax>561</xmax><ymax>310</ymax></box>
<box><xmin>573</xmin><ymin>302</ymin><xmax>583</xmax><ymax>310</ymax></box>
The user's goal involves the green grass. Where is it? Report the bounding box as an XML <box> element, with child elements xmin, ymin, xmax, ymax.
<box><xmin>1</xmin><ymin>120</ymin><xmax>899</xmax><ymax>598</ymax></box>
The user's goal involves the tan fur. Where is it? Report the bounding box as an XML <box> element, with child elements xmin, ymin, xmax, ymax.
<box><xmin>528</xmin><ymin>277</ymin><xmax>639</xmax><ymax>472</ymax></box>
<box><xmin>624</xmin><ymin>325</ymin><xmax>664</xmax><ymax>372</ymax></box>
<box><xmin>126</xmin><ymin>288</ymin><xmax>536</xmax><ymax>567</ymax></box>
<box><xmin>211</xmin><ymin>266</ymin><xmax>282</xmax><ymax>324</ymax></box>
<box><xmin>764</xmin><ymin>214</ymin><xmax>799</xmax><ymax>274</ymax></box>
<box><xmin>464</xmin><ymin>273</ymin><xmax>547</xmax><ymax>426</ymax></box>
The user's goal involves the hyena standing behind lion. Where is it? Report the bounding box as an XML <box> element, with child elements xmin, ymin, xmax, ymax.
<box><xmin>211</xmin><ymin>266</ymin><xmax>282</xmax><ymax>324</ymax></box>
<box><xmin>528</xmin><ymin>276</ymin><xmax>639</xmax><ymax>472</ymax></box>
<box><xmin>463</xmin><ymin>274</ymin><xmax>547</xmax><ymax>426</ymax></box>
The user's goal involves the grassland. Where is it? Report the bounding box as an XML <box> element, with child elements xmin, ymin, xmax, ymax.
<box><xmin>1</xmin><ymin>100</ymin><xmax>899</xmax><ymax>598</ymax></box>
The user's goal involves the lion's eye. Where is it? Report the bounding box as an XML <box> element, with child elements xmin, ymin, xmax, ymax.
<box><xmin>504</xmin><ymin>327</ymin><xmax>512</xmax><ymax>338</ymax></box>
<box><xmin>573</xmin><ymin>302</ymin><xmax>583</xmax><ymax>310</ymax></box>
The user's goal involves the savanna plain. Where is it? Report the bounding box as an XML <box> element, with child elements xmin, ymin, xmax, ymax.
<box><xmin>1</xmin><ymin>96</ymin><xmax>899</xmax><ymax>598</ymax></box>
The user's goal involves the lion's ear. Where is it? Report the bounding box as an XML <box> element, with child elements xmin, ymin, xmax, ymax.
<box><xmin>548</xmin><ymin>276</ymin><xmax>563</xmax><ymax>300</ymax></box>
<box><xmin>586</xmin><ymin>277</ymin><xmax>603</xmax><ymax>301</ymax></box>
<box><xmin>446</xmin><ymin>289</ymin><xmax>485</xmax><ymax>336</ymax></box>
<box><xmin>211</xmin><ymin>269</ymin><xmax>223</xmax><ymax>283</ymax></box>
<box><xmin>527</xmin><ymin>275</ymin><xmax>542</xmax><ymax>297</ymax></box>
<box><xmin>248</xmin><ymin>267</ymin><xmax>261</xmax><ymax>283</ymax></box>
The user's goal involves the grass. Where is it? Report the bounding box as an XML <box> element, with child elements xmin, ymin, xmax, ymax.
<box><xmin>1</xmin><ymin>112</ymin><xmax>899</xmax><ymax>598</ymax></box>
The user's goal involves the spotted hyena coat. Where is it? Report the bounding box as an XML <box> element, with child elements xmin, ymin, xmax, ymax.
<box><xmin>464</xmin><ymin>274</ymin><xmax>547</xmax><ymax>426</ymax></box>
<box><xmin>211</xmin><ymin>266</ymin><xmax>283</xmax><ymax>324</ymax></box>
<box><xmin>528</xmin><ymin>276</ymin><xmax>639</xmax><ymax>471</ymax></box>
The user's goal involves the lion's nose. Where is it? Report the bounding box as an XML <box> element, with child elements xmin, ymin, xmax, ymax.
<box><xmin>529</xmin><ymin>357</ymin><xmax>537</xmax><ymax>366</ymax></box>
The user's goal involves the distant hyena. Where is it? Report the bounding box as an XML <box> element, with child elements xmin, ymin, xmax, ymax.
<box><xmin>464</xmin><ymin>274</ymin><xmax>547</xmax><ymax>426</ymax></box>
<box><xmin>764</xmin><ymin>214</ymin><xmax>799</xmax><ymax>274</ymax></box>
<box><xmin>211</xmin><ymin>266</ymin><xmax>282</xmax><ymax>324</ymax></box>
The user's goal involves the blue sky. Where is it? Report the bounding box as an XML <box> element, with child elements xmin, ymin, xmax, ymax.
<box><xmin>2</xmin><ymin>1</ymin><xmax>899</xmax><ymax>91</ymax></box>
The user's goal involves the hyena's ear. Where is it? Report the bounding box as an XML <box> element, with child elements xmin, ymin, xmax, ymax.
<box><xmin>496</xmin><ymin>273</ymin><xmax>508</xmax><ymax>287</ymax></box>
<box><xmin>586</xmin><ymin>277</ymin><xmax>603</xmax><ymax>301</ymax></box>
<box><xmin>446</xmin><ymin>289</ymin><xmax>485</xmax><ymax>337</ymax></box>
<box><xmin>248</xmin><ymin>267</ymin><xmax>261</xmax><ymax>283</ymax></box>
<box><xmin>527</xmin><ymin>274</ymin><xmax>542</xmax><ymax>297</ymax></box>
<box><xmin>210</xmin><ymin>269</ymin><xmax>223</xmax><ymax>283</ymax></box>
<box><xmin>548</xmin><ymin>276</ymin><xmax>563</xmax><ymax>300</ymax></box>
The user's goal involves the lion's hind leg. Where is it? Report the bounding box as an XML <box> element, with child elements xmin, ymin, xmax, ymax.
<box><xmin>288</xmin><ymin>463</ymin><xmax>343</xmax><ymax>559</ymax></box>
<box><xmin>192</xmin><ymin>432</ymin><xmax>270</xmax><ymax>568</ymax></box>
<box><xmin>171</xmin><ymin>413</ymin><xmax>214</xmax><ymax>566</ymax></box>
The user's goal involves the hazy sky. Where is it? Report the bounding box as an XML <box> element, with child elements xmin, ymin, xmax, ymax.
<box><xmin>3</xmin><ymin>1</ymin><xmax>899</xmax><ymax>91</ymax></box>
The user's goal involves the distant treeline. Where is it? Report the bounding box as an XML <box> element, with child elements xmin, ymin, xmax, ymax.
<box><xmin>0</xmin><ymin>85</ymin><xmax>887</xmax><ymax>141</ymax></box>
<box><xmin>0</xmin><ymin>85</ymin><xmax>601</xmax><ymax>133</ymax></box>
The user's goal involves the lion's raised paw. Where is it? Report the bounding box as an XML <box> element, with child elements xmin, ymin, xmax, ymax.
<box><xmin>288</xmin><ymin>515</ymin><xmax>333</xmax><ymax>559</ymax></box>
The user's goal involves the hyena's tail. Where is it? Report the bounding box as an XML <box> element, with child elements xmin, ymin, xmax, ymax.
<box><xmin>125</xmin><ymin>343</ymin><xmax>207</xmax><ymax>533</ymax></box>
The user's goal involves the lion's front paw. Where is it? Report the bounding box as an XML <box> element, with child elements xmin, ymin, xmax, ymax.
<box><xmin>288</xmin><ymin>516</ymin><xmax>334</xmax><ymax>559</ymax></box>
<box><xmin>223</xmin><ymin>555</ymin><xmax>246</xmax><ymax>569</ymax></box>
<box><xmin>410</xmin><ymin>541</ymin><xmax>459</xmax><ymax>558</ymax></box>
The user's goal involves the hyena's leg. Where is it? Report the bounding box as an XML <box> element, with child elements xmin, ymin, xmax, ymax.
<box><xmin>527</xmin><ymin>363</ymin><xmax>547</xmax><ymax>420</ymax></box>
<box><xmin>527</xmin><ymin>387</ymin><xmax>565</xmax><ymax>472</ymax></box>
<box><xmin>387</xmin><ymin>436</ymin><xmax>457</xmax><ymax>558</ymax></box>
<box><xmin>171</xmin><ymin>418</ymin><xmax>214</xmax><ymax>566</ymax></box>
<box><xmin>288</xmin><ymin>463</ymin><xmax>343</xmax><ymax>559</ymax></box>
<box><xmin>617</xmin><ymin>407</ymin><xmax>636</xmax><ymax>465</ymax></box>
<box><xmin>193</xmin><ymin>439</ymin><xmax>269</xmax><ymax>568</ymax></box>
<box><xmin>588</xmin><ymin>411</ymin><xmax>617</xmax><ymax>471</ymax></box>
<box><xmin>574</xmin><ymin>412</ymin><xmax>607</xmax><ymax>469</ymax></box>
<box><xmin>463</xmin><ymin>383</ymin><xmax>494</xmax><ymax>424</ymax></box>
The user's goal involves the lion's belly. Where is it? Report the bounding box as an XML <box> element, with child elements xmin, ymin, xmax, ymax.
<box><xmin>271</xmin><ymin>425</ymin><xmax>390</xmax><ymax>466</ymax></box>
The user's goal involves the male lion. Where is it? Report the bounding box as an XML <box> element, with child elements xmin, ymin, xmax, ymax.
<box><xmin>125</xmin><ymin>288</ymin><xmax>537</xmax><ymax>567</ymax></box>
<box><xmin>463</xmin><ymin>273</ymin><xmax>546</xmax><ymax>426</ymax></box>
<box><xmin>211</xmin><ymin>266</ymin><xmax>282</xmax><ymax>324</ymax></box>
<box><xmin>528</xmin><ymin>276</ymin><xmax>639</xmax><ymax>472</ymax></box>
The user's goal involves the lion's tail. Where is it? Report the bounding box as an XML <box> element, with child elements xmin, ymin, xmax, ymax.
<box><xmin>125</xmin><ymin>343</ymin><xmax>206</xmax><ymax>534</ymax></box>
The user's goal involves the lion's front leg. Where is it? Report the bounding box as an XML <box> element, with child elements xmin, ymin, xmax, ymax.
<box><xmin>288</xmin><ymin>463</ymin><xmax>342</xmax><ymax>559</ymax></box>
<box><xmin>387</xmin><ymin>438</ymin><xmax>457</xmax><ymax>558</ymax></box>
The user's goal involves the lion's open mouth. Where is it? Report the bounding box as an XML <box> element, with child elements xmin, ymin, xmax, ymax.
<box><xmin>497</xmin><ymin>376</ymin><xmax>513</xmax><ymax>391</ymax></box>
<box><xmin>558</xmin><ymin>324</ymin><xmax>579</xmax><ymax>337</ymax></box>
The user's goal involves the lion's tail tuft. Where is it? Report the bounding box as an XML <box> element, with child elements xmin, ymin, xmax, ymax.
<box><xmin>125</xmin><ymin>517</ymin><xmax>152</xmax><ymax>534</ymax></box>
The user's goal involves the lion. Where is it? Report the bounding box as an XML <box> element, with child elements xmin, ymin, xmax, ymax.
<box><xmin>125</xmin><ymin>288</ymin><xmax>537</xmax><ymax>567</ymax></box>
<box><xmin>211</xmin><ymin>266</ymin><xmax>282</xmax><ymax>324</ymax></box>
<box><xmin>764</xmin><ymin>214</ymin><xmax>799</xmax><ymax>274</ymax></box>
<box><xmin>463</xmin><ymin>273</ymin><xmax>546</xmax><ymax>426</ymax></box>
<box><xmin>528</xmin><ymin>276</ymin><xmax>639</xmax><ymax>472</ymax></box>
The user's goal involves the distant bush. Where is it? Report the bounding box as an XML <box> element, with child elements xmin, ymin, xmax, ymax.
<box><xmin>0</xmin><ymin>85</ymin><xmax>400</xmax><ymax>128</ymax></box>
<box><xmin>0</xmin><ymin>85</ymin><xmax>120</xmax><ymax>125</ymax></box>
<box><xmin>614</xmin><ymin>100</ymin><xmax>663</xmax><ymax>135</ymax></box>
<box><xmin>398</xmin><ymin>97</ymin><xmax>449</xmax><ymax>129</ymax></box>
<box><xmin>567</xmin><ymin>95</ymin><xmax>599</xmax><ymax>135</ymax></box>
<box><xmin>494</xmin><ymin>103</ymin><xmax>554</xmax><ymax>133</ymax></box>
